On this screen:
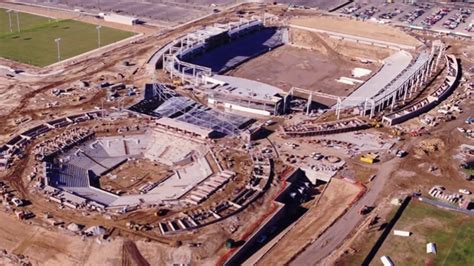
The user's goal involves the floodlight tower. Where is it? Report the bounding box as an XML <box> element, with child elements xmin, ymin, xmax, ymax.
<box><xmin>6</xmin><ymin>10</ymin><xmax>12</xmax><ymax>32</ymax></box>
<box><xmin>96</xmin><ymin>25</ymin><xmax>102</xmax><ymax>47</ymax></box>
<box><xmin>54</xmin><ymin>38</ymin><xmax>62</xmax><ymax>62</ymax></box>
<box><xmin>15</xmin><ymin>11</ymin><xmax>20</xmax><ymax>32</ymax></box>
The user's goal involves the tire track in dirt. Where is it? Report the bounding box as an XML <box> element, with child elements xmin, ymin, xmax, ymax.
<box><xmin>122</xmin><ymin>240</ymin><xmax>150</xmax><ymax>266</ymax></box>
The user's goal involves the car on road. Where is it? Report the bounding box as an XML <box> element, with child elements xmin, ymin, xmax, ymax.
<box><xmin>359</xmin><ymin>205</ymin><xmax>373</xmax><ymax>215</ymax></box>
<box><xmin>256</xmin><ymin>235</ymin><xmax>267</xmax><ymax>244</ymax></box>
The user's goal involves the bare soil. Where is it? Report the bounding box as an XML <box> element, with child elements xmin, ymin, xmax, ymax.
<box><xmin>101</xmin><ymin>159</ymin><xmax>172</xmax><ymax>194</ymax></box>
<box><xmin>228</xmin><ymin>44</ymin><xmax>378</xmax><ymax>107</ymax></box>
<box><xmin>290</xmin><ymin>15</ymin><xmax>421</xmax><ymax>47</ymax></box>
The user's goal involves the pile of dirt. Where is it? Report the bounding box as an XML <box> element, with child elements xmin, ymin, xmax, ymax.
<box><xmin>413</xmin><ymin>138</ymin><xmax>445</xmax><ymax>156</ymax></box>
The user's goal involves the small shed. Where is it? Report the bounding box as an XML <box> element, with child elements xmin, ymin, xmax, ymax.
<box><xmin>393</xmin><ymin>230</ymin><xmax>411</xmax><ymax>237</ymax></box>
<box><xmin>426</xmin><ymin>242</ymin><xmax>437</xmax><ymax>254</ymax></box>
<box><xmin>380</xmin><ymin>255</ymin><xmax>394</xmax><ymax>266</ymax></box>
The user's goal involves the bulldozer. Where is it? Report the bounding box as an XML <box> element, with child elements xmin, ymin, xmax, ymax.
<box><xmin>172</xmin><ymin>79</ymin><xmax>183</xmax><ymax>86</ymax></box>
<box><xmin>391</xmin><ymin>128</ymin><xmax>402</xmax><ymax>136</ymax></box>
<box><xmin>369</xmin><ymin>120</ymin><xmax>382</xmax><ymax>128</ymax></box>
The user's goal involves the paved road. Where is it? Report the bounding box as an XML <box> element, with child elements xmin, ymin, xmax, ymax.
<box><xmin>417</xmin><ymin>196</ymin><xmax>474</xmax><ymax>217</ymax></box>
<box><xmin>291</xmin><ymin>158</ymin><xmax>401</xmax><ymax>266</ymax></box>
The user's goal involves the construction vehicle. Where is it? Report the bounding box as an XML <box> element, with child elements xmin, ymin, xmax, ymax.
<box><xmin>369</xmin><ymin>120</ymin><xmax>382</xmax><ymax>128</ymax></box>
<box><xmin>360</xmin><ymin>153</ymin><xmax>378</xmax><ymax>164</ymax></box>
<box><xmin>410</xmin><ymin>127</ymin><xmax>428</xmax><ymax>137</ymax></box>
<box><xmin>391</xmin><ymin>128</ymin><xmax>402</xmax><ymax>136</ymax></box>
<box><xmin>396</xmin><ymin>150</ymin><xmax>408</xmax><ymax>158</ymax></box>
<box><xmin>172</xmin><ymin>79</ymin><xmax>183</xmax><ymax>86</ymax></box>
<box><xmin>360</xmin><ymin>155</ymin><xmax>374</xmax><ymax>164</ymax></box>
<box><xmin>15</xmin><ymin>210</ymin><xmax>34</xmax><ymax>220</ymax></box>
<box><xmin>154</xmin><ymin>209</ymin><xmax>168</xmax><ymax>217</ymax></box>
<box><xmin>11</xmin><ymin>197</ymin><xmax>24</xmax><ymax>207</ymax></box>
<box><xmin>359</xmin><ymin>205</ymin><xmax>373</xmax><ymax>215</ymax></box>
<box><xmin>225</xmin><ymin>239</ymin><xmax>236</xmax><ymax>249</ymax></box>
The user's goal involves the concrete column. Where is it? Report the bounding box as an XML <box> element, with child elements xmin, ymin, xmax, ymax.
<box><xmin>363</xmin><ymin>98</ymin><xmax>368</xmax><ymax>116</ymax></box>
<box><xmin>181</xmin><ymin>66</ymin><xmax>185</xmax><ymax>83</ymax></box>
<box><xmin>408</xmin><ymin>79</ymin><xmax>414</xmax><ymax>98</ymax></box>
<box><xmin>335</xmin><ymin>99</ymin><xmax>339</xmax><ymax>120</ymax></box>
<box><xmin>169</xmin><ymin>60</ymin><xmax>174</xmax><ymax>80</ymax></box>
<box><xmin>390</xmin><ymin>92</ymin><xmax>397</xmax><ymax>111</ymax></box>
<box><xmin>423</xmin><ymin>63</ymin><xmax>430</xmax><ymax>83</ymax></box>
<box><xmin>403</xmin><ymin>82</ymin><xmax>409</xmax><ymax>102</ymax></box>
<box><xmin>435</xmin><ymin>48</ymin><xmax>444</xmax><ymax>70</ymax></box>
<box><xmin>414</xmin><ymin>75</ymin><xmax>421</xmax><ymax>91</ymax></box>
<box><xmin>306</xmin><ymin>92</ymin><xmax>312</xmax><ymax>115</ymax></box>
<box><xmin>430</xmin><ymin>58</ymin><xmax>437</xmax><ymax>74</ymax></box>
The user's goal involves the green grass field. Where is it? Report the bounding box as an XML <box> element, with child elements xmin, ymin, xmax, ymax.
<box><xmin>375</xmin><ymin>200</ymin><xmax>474</xmax><ymax>266</ymax></box>
<box><xmin>0</xmin><ymin>8</ymin><xmax>134</xmax><ymax>67</ymax></box>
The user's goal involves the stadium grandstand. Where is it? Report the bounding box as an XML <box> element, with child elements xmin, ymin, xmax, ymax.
<box><xmin>42</xmin><ymin>128</ymin><xmax>218</xmax><ymax>209</ymax></box>
<box><xmin>334</xmin><ymin>41</ymin><xmax>445</xmax><ymax>119</ymax></box>
<box><xmin>147</xmin><ymin>16</ymin><xmax>290</xmax><ymax>117</ymax></box>
<box><xmin>382</xmin><ymin>54</ymin><xmax>460</xmax><ymax>126</ymax></box>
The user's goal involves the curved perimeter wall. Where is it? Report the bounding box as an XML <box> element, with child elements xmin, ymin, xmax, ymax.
<box><xmin>382</xmin><ymin>55</ymin><xmax>460</xmax><ymax>126</ymax></box>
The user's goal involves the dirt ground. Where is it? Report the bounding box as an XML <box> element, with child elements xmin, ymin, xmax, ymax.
<box><xmin>229</xmin><ymin>44</ymin><xmax>369</xmax><ymax>92</ymax></box>
<box><xmin>289</xmin><ymin>28</ymin><xmax>393</xmax><ymax>61</ymax></box>
<box><xmin>255</xmin><ymin>178</ymin><xmax>361</xmax><ymax>265</ymax></box>
<box><xmin>101</xmin><ymin>159</ymin><xmax>172</xmax><ymax>194</ymax></box>
<box><xmin>290</xmin><ymin>15</ymin><xmax>421</xmax><ymax>47</ymax></box>
<box><xmin>0</xmin><ymin>210</ymin><xmax>126</xmax><ymax>265</ymax></box>
<box><xmin>228</xmin><ymin>44</ymin><xmax>377</xmax><ymax>107</ymax></box>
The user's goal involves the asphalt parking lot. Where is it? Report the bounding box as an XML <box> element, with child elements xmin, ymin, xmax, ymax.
<box><xmin>335</xmin><ymin>1</ymin><xmax>473</xmax><ymax>37</ymax></box>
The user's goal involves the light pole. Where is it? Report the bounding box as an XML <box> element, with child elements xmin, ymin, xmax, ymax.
<box><xmin>15</xmin><ymin>11</ymin><xmax>20</xmax><ymax>32</ymax></box>
<box><xmin>6</xmin><ymin>10</ymin><xmax>12</xmax><ymax>33</ymax></box>
<box><xmin>54</xmin><ymin>38</ymin><xmax>61</xmax><ymax>62</ymax></box>
<box><xmin>96</xmin><ymin>25</ymin><xmax>102</xmax><ymax>48</ymax></box>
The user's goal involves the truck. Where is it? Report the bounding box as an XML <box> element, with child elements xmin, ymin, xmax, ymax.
<box><xmin>11</xmin><ymin>197</ymin><xmax>24</xmax><ymax>207</ymax></box>
<box><xmin>395</xmin><ymin>150</ymin><xmax>408</xmax><ymax>158</ymax></box>
<box><xmin>359</xmin><ymin>205</ymin><xmax>373</xmax><ymax>215</ymax></box>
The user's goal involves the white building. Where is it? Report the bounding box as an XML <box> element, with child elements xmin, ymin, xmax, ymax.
<box><xmin>103</xmin><ymin>14</ymin><xmax>138</xmax><ymax>26</ymax></box>
<box><xmin>203</xmin><ymin>75</ymin><xmax>287</xmax><ymax>116</ymax></box>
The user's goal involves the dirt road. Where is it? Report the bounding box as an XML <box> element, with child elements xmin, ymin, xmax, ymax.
<box><xmin>290</xmin><ymin>157</ymin><xmax>401</xmax><ymax>265</ymax></box>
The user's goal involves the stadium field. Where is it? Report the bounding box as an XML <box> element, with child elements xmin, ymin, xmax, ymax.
<box><xmin>0</xmin><ymin>8</ymin><xmax>134</xmax><ymax>67</ymax></box>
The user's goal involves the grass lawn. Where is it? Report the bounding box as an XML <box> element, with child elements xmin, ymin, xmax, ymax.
<box><xmin>374</xmin><ymin>200</ymin><xmax>474</xmax><ymax>266</ymax></box>
<box><xmin>0</xmin><ymin>8</ymin><xmax>134</xmax><ymax>67</ymax></box>
<box><xmin>0</xmin><ymin>8</ymin><xmax>52</xmax><ymax>34</ymax></box>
